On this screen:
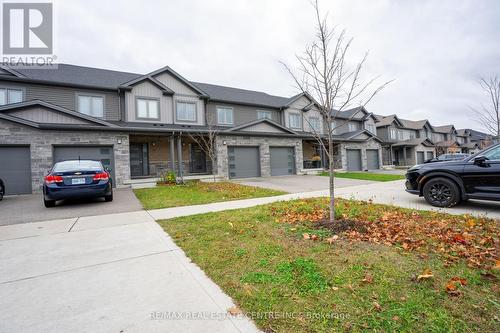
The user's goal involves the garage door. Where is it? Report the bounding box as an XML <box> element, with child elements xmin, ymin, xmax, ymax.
<box><xmin>0</xmin><ymin>146</ymin><xmax>31</xmax><ymax>195</ymax></box>
<box><xmin>346</xmin><ymin>149</ymin><xmax>362</xmax><ymax>171</ymax></box>
<box><xmin>270</xmin><ymin>147</ymin><xmax>295</xmax><ymax>176</ymax></box>
<box><xmin>228</xmin><ymin>146</ymin><xmax>260</xmax><ymax>178</ymax></box>
<box><xmin>53</xmin><ymin>146</ymin><xmax>115</xmax><ymax>185</ymax></box>
<box><xmin>417</xmin><ymin>151</ymin><xmax>425</xmax><ymax>164</ymax></box>
<box><xmin>366</xmin><ymin>149</ymin><xmax>380</xmax><ymax>170</ymax></box>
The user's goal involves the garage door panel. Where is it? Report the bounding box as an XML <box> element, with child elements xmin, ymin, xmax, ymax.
<box><xmin>346</xmin><ymin>149</ymin><xmax>362</xmax><ymax>171</ymax></box>
<box><xmin>0</xmin><ymin>146</ymin><xmax>32</xmax><ymax>195</ymax></box>
<box><xmin>270</xmin><ymin>147</ymin><xmax>295</xmax><ymax>176</ymax></box>
<box><xmin>366</xmin><ymin>149</ymin><xmax>380</xmax><ymax>170</ymax></box>
<box><xmin>228</xmin><ymin>146</ymin><xmax>260</xmax><ymax>179</ymax></box>
<box><xmin>53</xmin><ymin>146</ymin><xmax>116</xmax><ymax>186</ymax></box>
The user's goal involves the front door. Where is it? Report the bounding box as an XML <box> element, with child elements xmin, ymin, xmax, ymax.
<box><xmin>462</xmin><ymin>145</ymin><xmax>500</xmax><ymax>199</ymax></box>
<box><xmin>190</xmin><ymin>144</ymin><xmax>207</xmax><ymax>174</ymax></box>
<box><xmin>130</xmin><ymin>143</ymin><xmax>148</xmax><ymax>177</ymax></box>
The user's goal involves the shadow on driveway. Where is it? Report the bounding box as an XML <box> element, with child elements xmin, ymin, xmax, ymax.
<box><xmin>0</xmin><ymin>188</ymin><xmax>143</xmax><ymax>226</ymax></box>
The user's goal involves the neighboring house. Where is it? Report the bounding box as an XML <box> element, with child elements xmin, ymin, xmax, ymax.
<box><xmin>456</xmin><ymin>129</ymin><xmax>480</xmax><ymax>154</ymax></box>
<box><xmin>468</xmin><ymin>129</ymin><xmax>494</xmax><ymax>150</ymax></box>
<box><xmin>374</xmin><ymin>114</ymin><xmax>435</xmax><ymax>166</ymax></box>
<box><xmin>0</xmin><ymin>63</ymin><xmax>384</xmax><ymax>195</ymax></box>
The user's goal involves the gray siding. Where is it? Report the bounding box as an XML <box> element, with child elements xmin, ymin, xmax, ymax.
<box><xmin>0</xmin><ymin>80</ymin><xmax>121</xmax><ymax>121</ymax></box>
<box><xmin>7</xmin><ymin>107</ymin><xmax>92</xmax><ymax>124</ymax></box>
<box><xmin>206</xmin><ymin>102</ymin><xmax>280</xmax><ymax>126</ymax></box>
<box><xmin>377</xmin><ymin>126</ymin><xmax>389</xmax><ymax>141</ymax></box>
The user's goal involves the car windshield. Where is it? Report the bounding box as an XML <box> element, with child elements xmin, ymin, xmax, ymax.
<box><xmin>52</xmin><ymin>160</ymin><xmax>103</xmax><ymax>173</ymax></box>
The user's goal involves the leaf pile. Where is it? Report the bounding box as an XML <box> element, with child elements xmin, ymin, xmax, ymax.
<box><xmin>270</xmin><ymin>198</ymin><xmax>500</xmax><ymax>268</ymax></box>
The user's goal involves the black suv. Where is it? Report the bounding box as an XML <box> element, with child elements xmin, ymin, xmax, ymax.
<box><xmin>406</xmin><ymin>143</ymin><xmax>500</xmax><ymax>207</ymax></box>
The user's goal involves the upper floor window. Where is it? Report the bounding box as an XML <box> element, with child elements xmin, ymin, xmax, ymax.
<box><xmin>0</xmin><ymin>88</ymin><xmax>23</xmax><ymax>105</ymax></box>
<box><xmin>288</xmin><ymin>113</ymin><xmax>301</xmax><ymax>129</ymax></box>
<box><xmin>217</xmin><ymin>106</ymin><xmax>233</xmax><ymax>125</ymax></box>
<box><xmin>365</xmin><ymin>123</ymin><xmax>376</xmax><ymax>134</ymax></box>
<box><xmin>257</xmin><ymin>110</ymin><xmax>272</xmax><ymax>120</ymax></box>
<box><xmin>176</xmin><ymin>101</ymin><xmax>196</xmax><ymax>122</ymax></box>
<box><xmin>78</xmin><ymin>94</ymin><xmax>104</xmax><ymax>118</ymax></box>
<box><xmin>137</xmin><ymin>97</ymin><xmax>159</xmax><ymax>120</ymax></box>
<box><xmin>348</xmin><ymin>122</ymin><xmax>358</xmax><ymax>132</ymax></box>
<box><xmin>309</xmin><ymin>117</ymin><xmax>321</xmax><ymax>132</ymax></box>
<box><xmin>389</xmin><ymin>127</ymin><xmax>397</xmax><ymax>140</ymax></box>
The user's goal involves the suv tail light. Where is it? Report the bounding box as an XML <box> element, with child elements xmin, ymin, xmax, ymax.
<box><xmin>45</xmin><ymin>175</ymin><xmax>63</xmax><ymax>184</ymax></box>
<box><xmin>93</xmin><ymin>172</ymin><xmax>109</xmax><ymax>181</ymax></box>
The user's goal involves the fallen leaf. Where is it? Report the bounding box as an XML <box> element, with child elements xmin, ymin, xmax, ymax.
<box><xmin>362</xmin><ymin>273</ymin><xmax>374</xmax><ymax>284</ymax></box>
<box><xmin>392</xmin><ymin>315</ymin><xmax>400</xmax><ymax>321</ymax></box>
<box><xmin>373</xmin><ymin>301</ymin><xmax>382</xmax><ymax>312</ymax></box>
<box><xmin>417</xmin><ymin>268</ymin><xmax>434</xmax><ymax>281</ymax></box>
<box><xmin>302</xmin><ymin>233</ymin><xmax>310</xmax><ymax>240</ymax></box>
<box><xmin>494</xmin><ymin>260</ymin><xmax>500</xmax><ymax>270</ymax></box>
<box><xmin>227</xmin><ymin>306</ymin><xmax>242</xmax><ymax>316</ymax></box>
<box><xmin>331</xmin><ymin>286</ymin><xmax>339</xmax><ymax>291</ymax></box>
<box><xmin>228</xmin><ymin>222</ymin><xmax>234</xmax><ymax>228</ymax></box>
<box><xmin>311</xmin><ymin>234</ymin><xmax>319</xmax><ymax>241</ymax></box>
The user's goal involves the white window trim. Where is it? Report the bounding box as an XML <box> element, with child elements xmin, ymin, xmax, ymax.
<box><xmin>288</xmin><ymin>112</ymin><xmax>301</xmax><ymax>129</ymax></box>
<box><xmin>175</xmin><ymin>100</ymin><xmax>197</xmax><ymax>122</ymax></box>
<box><xmin>135</xmin><ymin>97</ymin><xmax>160</xmax><ymax>120</ymax></box>
<box><xmin>217</xmin><ymin>106</ymin><xmax>234</xmax><ymax>125</ymax></box>
<box><xmin>308</xmin><ymin>116</ymin><xmax>321</xmax><ymax>132</ymax></box>
<box><xmin>0</xmin><ymin>86</ymin><xmax>24</xmax><ymax>105</ymax></box>
<box><xmin>257</xmin><ymin>110</ymin><xmax>272</xmax><ymax>120</ymax></box>
<box><xmin>77</xmin><ymin>93</ymin><xmax>105</xmax><ymax>118</ymax></box>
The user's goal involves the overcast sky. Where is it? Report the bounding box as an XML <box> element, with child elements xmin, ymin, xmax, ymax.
<box><xmin>55</xmin><ymin>0</ymin><xmax>500</xmax><ymax>131</ymax></box>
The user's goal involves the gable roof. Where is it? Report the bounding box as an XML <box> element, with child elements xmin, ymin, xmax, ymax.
<box><xmin>335</xmin><ymin>129</ymin><xmax>383</xmax><ymax>142</ymax></box>
<box><xmin>0</xmin><ymin>100</ymin><xmax>117</xmax><ymax>127</ymax></box>
<box><xmin>468</xmin><ymin>129</ymin><xmax>492</xmax><ymax>141</ymax></box>
<box><xmin>225</xmin><ymin>118</ymin><xmax>297</xmax><ymax>134</ymax></box>
<box><xmin>456</xmin><ymin>129</ymin><xmax>470</xmax><ymax>137</ymax></box>
<box><xmin>119</xmin><ymin>76</ymin><xmax>174</xmax><ymax>95</ymax></box>
<box><xmin>433</xmin><ymin>125</ymin><xmax>455</xmax><ymax>134</ymax></box>
<box><xmin>399</xmin><ymin>118</ymin><xmax>431</xmax><ymax>130</ymax></box>
<box><xmin>375</xmin><ymin>114</ymin><xmax>404</xmax><ymax>127</ymax></box>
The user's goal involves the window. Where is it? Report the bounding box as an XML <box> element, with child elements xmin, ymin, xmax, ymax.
<box><xmin>366</xmin><ymin>123</ymin><xmax>376</xmax><ymax>134</ymax></box>
<box><xmin>288</xmin><ymin>113</ymin><xmax>301</xmax><ymax>129</ymax></box>
<box><xmin>136</xmin><ymin>98</ymin><xmax>159</xmax><ymax>120</ymax></box>
<box><xmin>176</xmin><ymin>101</ymin><xmax>196</xmax><ymax>121</ymax></box>
<box><xmin>388</xmin><ymin>127</ymin><xmax>396</xmax><ymax>139</ymax></box>
<box><xmin>257</xmin><ymin>110</ymin><xmax>272</xmax><ymax>120</ymax></box>
<box><xmin>78</xmin><ymin>95</ymin><xmax>104</xmax><ymax>117</ymax></box>
<box><xmin>309</xmin><ymin>117</ymin><xmax>320</xmax><ymax>132</ymax></box>
<box><xmin>483</xmin><ymin>145</ymin><xmax>500</xmax><ymax>160</ymax></box>
<box><xmin>348</xmin><ymin>122</ymin><xmax>358</xmax><ymax>132</ymax></box>
<box><xmin>217</xmin><ymin>106</ymin><xmax>233</xmax><ymax>125</ymax></box>
<box><xmin>0</xmin><ymin>88</ymin><xmax>23</xmax><ymax>105</ymax></box>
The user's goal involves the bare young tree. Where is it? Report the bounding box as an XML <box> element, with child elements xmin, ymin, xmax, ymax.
<box><xmin>188</xmin><ymin>115</ymin><xmax>219</xmax><ymax>182</ymax></box>
<box><xmin>471</xmin><ymin>76</ymin><xmax>500</xmax><ymax>142</ymax></box>
<box><xmin>282</xmin><ymin>0</ymin><xmax>391</xmax><ymax>224</ymax></box>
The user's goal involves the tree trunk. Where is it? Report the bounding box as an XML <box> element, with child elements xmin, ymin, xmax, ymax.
<box><xmin>328</xmin><ymin>140</ymin><xmax>335</xmax><ymax>224</ymax></box>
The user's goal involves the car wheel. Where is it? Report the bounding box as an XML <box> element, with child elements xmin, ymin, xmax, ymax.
<box><xmin>423</xmin><ymin>177</ymin><xmax>460</xmax><ymax>207</ymax></box>
<box><xmin>104</xmin><ymin>193</ymin><xmax>113</xmax><ymax>202</ymax></box>
<box><xmin>44</xmin><ymin>199</ymin><xmax>56</xmax><ymax>208</ymax></box>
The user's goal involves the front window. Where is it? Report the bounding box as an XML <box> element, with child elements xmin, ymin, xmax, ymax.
<box><xmin>257</xmin><ymin>110</ymin><xmax>272</xmax><ymax>120</ymax></box>
<box><xmin>483</xmin><ymin>146</ymin><xmax>500</xmax><ymax>160</ymax></box>
<box><xmin>78</xmin><ymin>94</ymin><xmax>104</xmax><ymax>117</ymax></box>
<box><xmin>217</xmin><ymin>106</ymin><xmax>233</xmax><ymax>125</ymax></box>
<box><xmin>366</xmin><ymin>123</ymin><xmax>376</xmax><ymax>134</ymax></box>
<box><xmin>0</xmin><ymin>88</ymin><xmax>23</xmax><ymax>105</ymax></box>
<box><xmin>309</xmin><ymin>117</ymin><xmax>320</xmax><ymax>132</ymax></box>
<box><xmin>348</xmin><ymin>122</ymin><xmax>358</xmax><ymax>132</ymax></box>
<box><xmin>389</xmin><ymin>127</ymin><xmax>397</xmax><ymax>140</ymax></box>
<box><xmin>137</xmin><ymin>98</ymin><xmax>159</xmax><ymax>120</ymax></box>
<box><xmin>288</xmin><ymin>113</ymin><xmax>301</xmax><ymax>129</ymax></box>
<box><xmin>176</xmin><ymin>101</ymin><xmax>196</xmax><ymax>122</ymax></box>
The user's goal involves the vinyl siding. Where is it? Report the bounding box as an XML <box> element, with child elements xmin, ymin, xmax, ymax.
<box><xmin>125</xmin><ymin>80</ymin><xmax>172</xmax><ymax>123</ymax></box>
<box><xmin>7</xmin><ymin>107</ymin><xmax>92</xmax><ymax>124</ymax></box>
<box><xmin>206</xmin><ymin>102</ymin><xmax>280</xmax><ymax>126</ymax></box>
<box><xmin>0</xmin><ymin>80</ymin><xmax>121</xmax><ymax>121</ymax></box>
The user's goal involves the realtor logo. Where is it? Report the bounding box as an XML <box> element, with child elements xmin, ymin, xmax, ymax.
<box><xmin>2</xmin><ymin>2</ymin><xmax>53</xmax><ymax>54</ymax></box>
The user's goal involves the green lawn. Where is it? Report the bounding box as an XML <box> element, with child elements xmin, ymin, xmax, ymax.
<box><xmin>133</xmin><ymin>181</ymin><xmax>285</xmax><ymax>210</ymax></box>
<box><xmin>159</xmin><ymin>198</ymin><xmax>499</xmax><ymax>333</ymax></box>
<box><xmin>319</xmin><ymin>171</ymin><xmax>406</xmax><ymax>182</ymax></box>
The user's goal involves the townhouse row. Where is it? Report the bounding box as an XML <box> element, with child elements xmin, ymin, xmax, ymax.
<box><xmin>0</xmin><ymin>63</ymin><xmax>492</xmax><ymax>195</ymax></box>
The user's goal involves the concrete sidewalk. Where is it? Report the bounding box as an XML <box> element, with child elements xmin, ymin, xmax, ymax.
<box><xmin>0</xmin><ymin>212</ymin><xmax>260</xmax><ymax>333</ymax></box>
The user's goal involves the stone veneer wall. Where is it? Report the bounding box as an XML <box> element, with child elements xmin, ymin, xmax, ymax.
<box><xmin>340</xmin><ymin>139</ymin><xmax>382</xmax><ymax>170</ymax></box>
<box><xmin>0</xmin><ymin>119</ymin><xmax>130</xmax><ymax>193</ymax></box>
<box><xmin>215</xmin><ymin>135</ymin><xmax>303</xmax><ymax>178</ymax></box>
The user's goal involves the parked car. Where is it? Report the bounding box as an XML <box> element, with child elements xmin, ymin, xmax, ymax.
<box><xmin>405</xmin><ymin>143</ymin><xmax>500</xmax><ymax>207</ymax></box>
<box><xmin>43</xmin><ymin>160</ymin><xmax>113</xmax><ymax>208</ymax></box>
<box><xmin>424</xmin><ymin>153</ymin><xmax>470</xmax><ymax>163</ymax></box>
<box><xmin>0</xmin><ymin>178</ymin><xmax>4</xmax><ymax>201</ymax></box>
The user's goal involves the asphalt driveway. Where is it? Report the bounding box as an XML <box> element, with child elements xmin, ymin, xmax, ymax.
<box><xmin>232</xmin><ymin>175</ymin><xmax>376</xmax><ymax>193</ymax></box>
<box><xmin>0</xmin><ymin>188</ymin><xmax>143</xmax><ymax>226</ymax></box>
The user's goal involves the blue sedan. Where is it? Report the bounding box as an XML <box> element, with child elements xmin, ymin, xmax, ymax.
<box><xmin>43</xmin><ymin>160</ymin><xmax>113</xmax><ymax>208</ymax></box>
